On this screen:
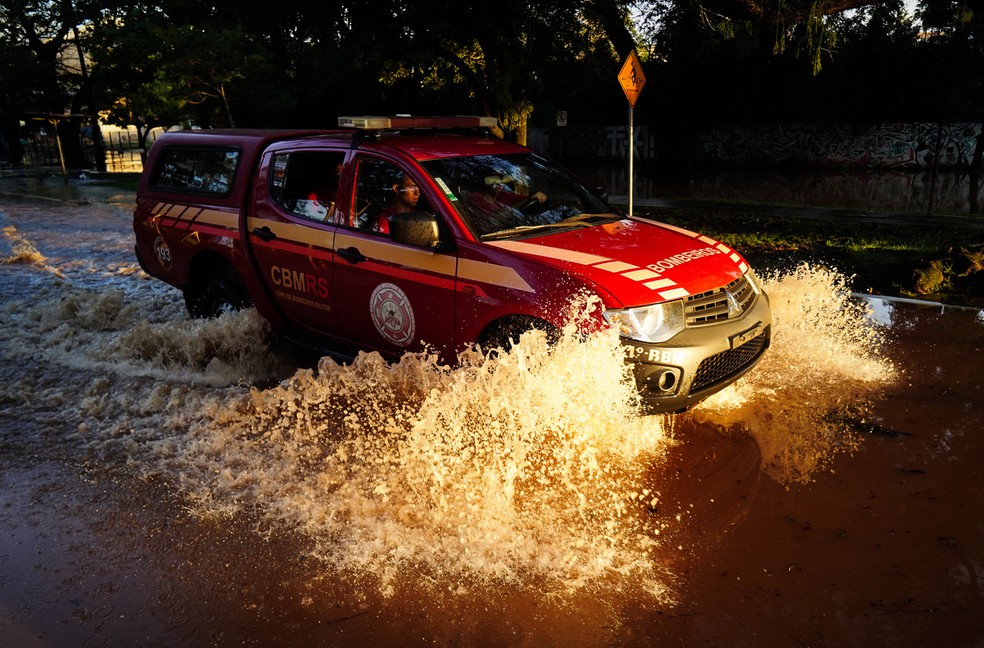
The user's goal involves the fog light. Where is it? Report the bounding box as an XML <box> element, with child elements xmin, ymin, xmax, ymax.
<box><xmin>657</xmin><ymin>370</ymin><xmax>677</xmax><ymax>393</ymax></box>
<box><xmin>644</xmin><ymin>367</ymin><xmax>682</xmax><ymax>395</ymax></box>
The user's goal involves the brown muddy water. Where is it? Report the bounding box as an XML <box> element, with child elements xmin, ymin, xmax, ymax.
<box><xmin>1</xmin><ymin>182</ymin><xmax>982</xmax><ymax>647</ymax></box>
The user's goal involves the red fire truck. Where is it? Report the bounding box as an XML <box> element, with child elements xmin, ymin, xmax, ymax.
<box><xmin>134</xmin><ymin>116</ymin><xmax>770</xmax><ymax>412</ymax></box>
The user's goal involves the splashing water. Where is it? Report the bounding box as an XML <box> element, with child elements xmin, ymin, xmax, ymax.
<box><xmin>168</xmin><ymin>312</ymin><xmax>674</xmax><ymax>599</ymax></box>
<box><xmin>693</xmin><ymin>263</ymin><xmax>897</xmax><ymax>484</ymax></box>
<box><xmin>147</xmin><ymin>265</ymin><xmax>896</xmax><ymax>597</ymax></box>
<box><xmin>1</xmin><ymin>224</ymin><xmax>65</xmax><ymax>278</ymax></box>
<box><xmin>0</xmin><ymin>248</ymin><xmax>897</xmax><ymax>601</ymax></box>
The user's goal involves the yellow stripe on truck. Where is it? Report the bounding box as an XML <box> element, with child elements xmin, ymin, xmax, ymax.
<box><xmin>154</xmin><ymin>202</ymin><xmax>239</xmax><ymax>231</ymax></box>
<box><xmin>489</xmin><ymin>239</ymin><xmax>689</xmax><ymax>299</ymax></box>
<box><xmin>246</xmin><ymin>217</ymin><xmax>332</xmax><ymax>248</ymax></box>
<box><xmin>333</xmin><ymin>232</ymin><xmax>535</xmax><ymax>293</ymax></box>
<box><xmin>489</xmin><ymin>240</ymin><xmax>611</xmax><ymax>266</ymax></box>
<box><xmin>195</xmin><ymin>208</ymin><xmax>240</xmax><ymax>229</ymax></box>
<box><xmin>458</xmin><ymin>258</ymin><xmax>534</xmax><ymax>293</ymax></box>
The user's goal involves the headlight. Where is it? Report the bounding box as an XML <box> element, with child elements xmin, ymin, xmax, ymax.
<box><xmin>602</xmin><ymin>300</ymin><xmax>685</xmax><ymax>343</ymax></box>
<box><xmin>745</xmin><ymin>269</ymin><xmax>762</xmax><ymax>295</ymax></box>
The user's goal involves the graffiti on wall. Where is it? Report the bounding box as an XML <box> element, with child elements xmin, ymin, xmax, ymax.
<box><xmin>603</xmin><ymin>125</ymin><xmax>657</xmax><ymax>160</ymax></box>
<box><xmin>571</xmin><ymin>165</ymin><xmax>983</xmax><ymax>215</ymax></box>
<box><xmin>528</xmin><ymin>125</ymin><xmax>657</xmax><ymax>161</ymax></box>
<box><xmin>698</xmin><ymin>123</ymin><xmax>982</xmax><ymax>169</ymax></box>
<box><xmin>534</xmin><ymin>122</ymin><xmax>981</xmax><ymax>169</ymax></box>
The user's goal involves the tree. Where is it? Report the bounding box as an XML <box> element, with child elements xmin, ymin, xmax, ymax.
<box><xmin>87</xmin><ymin>4</ymin><xmax>174</xmax><ymax>160</ymax></box>
<box><xmin>823</xmin><ymin>0</ymin><xmax>918</xmax><ymax>121</ymax></box>
<box><xmin>4</xmin><ymin>0</ymin><xmax>968</xmax><ymax>173</ymax></box>
<box><xmin>0</xmin><ymin>18</ymin><xmax>39</xmax><ymax>163</ymax></box>
<box><xmin>156</xmin><ymin>25</ymin><xmax>256</xmax><ymax>128</ymax></box>
<box><xmin>359</xmin><ymin>0</ymin><xmax>636</xmax><ymax>143</ymax></box>
<box><xmin>0</xmin><ymin>0</ymin><xmax>97</xmax><ymax>166</ymax></box>
<box><xmin>701</xmin><ymin>0</ymin><xmax>882</xmax><ymax>22</ymax></box>
<box><xmin>915</xmin><ymin>0</ymin><xmax>984</xmax><ymax>170</ymax></box>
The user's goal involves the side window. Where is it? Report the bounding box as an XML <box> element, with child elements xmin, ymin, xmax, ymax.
<box><xmin>352</xmin><ymin>157</ymin><xmax>431</xmax><ymax>236</ymax></box>
<box><xmin>269</xmin><ymin>151</ymin><xmax>345</xmax><ymax>222</ymax></box>
<box><xmin>152</xmin><ymin>148</ymin><xmax>240</xmax><ymax>196</ymax></box>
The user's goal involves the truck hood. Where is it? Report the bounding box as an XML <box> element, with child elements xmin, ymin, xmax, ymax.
<box><xmin>487</xmin><ymin>216</ymin><xmax>750</xmax><ymax>308</ymax></box>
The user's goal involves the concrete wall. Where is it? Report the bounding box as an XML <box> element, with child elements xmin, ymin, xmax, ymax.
<box><xmin>696</xmin><ymin>123</ymin><xmax>982</xmax><ymax>169</ymax></box>
<box><xmin>531</xmin><ymin>123</ymin><xmax>983</xmax><ymax>169</ymax></box>
<box><xmin>529</xmin><ymin>125</ymin><xmax>657</xmax><ymax>162</ymax></box>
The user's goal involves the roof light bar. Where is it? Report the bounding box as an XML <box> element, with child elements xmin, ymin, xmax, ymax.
<box><xmin>337</xmin><ymin>115</ymin><xmax>498</xmax><ymax>130</ymax></box>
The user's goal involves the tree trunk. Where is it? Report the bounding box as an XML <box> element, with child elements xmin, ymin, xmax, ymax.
<box><xmin>1</xmin><ymin>115</ymin><xmax>25</xmax><ymax>165</ymax></box>
<box><xmin>971</xmin><ymin>123</ymin><xmax>983</xmax><ymax>213</ymax></box>
<box><xmin>219</xmin><ymin>85</ymin><xmax>236</xmax><ymax>128</ymax></box>
<box><xmin>500</xmin><ymin>101</ymin><xmax>533</xmax><ymax>146</ymax></box>
<box><xmin>581</xmin><ymin>0</ymin><xmax>636</xmax><ymax>62</ymax></box>
<box><xmin>972</xmin><ymin>122</ymin><xmax>984</xmax><ymax>171</ymax></box>
<box><xmin>72</xmin><ymin>25</ymin><xmax>106</xmax><ymax>172</ymax></box>
<box><xmin>57</xmin><ymin>119</ymin><xmax>89</xmax><ymax>170</ymax></box>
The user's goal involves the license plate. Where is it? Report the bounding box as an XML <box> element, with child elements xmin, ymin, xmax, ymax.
<box><xmin>731</xmin><ymin>323</ymin><xmax>763</xmax><ymax>349</ymax></box>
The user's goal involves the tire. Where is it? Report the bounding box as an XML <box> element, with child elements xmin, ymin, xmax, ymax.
<box><xmin>184</xmin><ymin>263</ymin><xmax>251</xmax><ymax>319</ymax></box>
<box><xmin>478</xmin><ymin>316</ymin><xmax>560</xmax><ymax>354</ymax></box>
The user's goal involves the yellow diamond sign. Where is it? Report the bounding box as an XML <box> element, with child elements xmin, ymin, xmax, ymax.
<box><xmin>618</xmin><ymin>50</ymin><xmax>646</xmax><ymax>107</ymax></box>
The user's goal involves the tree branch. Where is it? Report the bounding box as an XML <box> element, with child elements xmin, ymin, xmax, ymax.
<box><xmin>701</xmin><ymin>0</ymin><xmax>882</xmax><ymax>23</ymax></box>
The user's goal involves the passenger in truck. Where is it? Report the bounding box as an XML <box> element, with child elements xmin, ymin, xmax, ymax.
<box><xmin>305</xmin><ymin>162</ymin><xmax>343</xmax><ymax>222</ymax></box>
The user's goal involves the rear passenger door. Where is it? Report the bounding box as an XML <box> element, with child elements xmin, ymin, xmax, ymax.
<box><xmin>247</xmin><ymin>149</ymin><xmax>345</xmax><ymax>337</ymax></box>
<box><xmin>331</xmin><ymin>155</ymin><xmax>459</xmax><ymax>360</ymax></box>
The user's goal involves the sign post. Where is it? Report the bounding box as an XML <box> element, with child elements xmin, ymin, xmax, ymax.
<box><xmin>617</xmin><ymin>50</ymin><xmax>646</xmax><ymax>216</ymax></box>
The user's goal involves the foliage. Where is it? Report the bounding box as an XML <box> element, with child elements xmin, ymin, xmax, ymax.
<box><xmin>1</xmin><ymin>0</ymin><xmax>982</xmax><ymax>167</ymax></box>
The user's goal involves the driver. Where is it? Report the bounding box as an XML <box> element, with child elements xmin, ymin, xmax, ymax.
<box><xmin>373</xmin><ymin>173</ymin><xmax>420</xmax><ymax>234</ymax></box>
<box><xmin>487</xmin><ymin>175</ymin><xmax>546</xmax><ymax>208</ymax></box>
<box><xmin>465</xmin><ymin>174</ymin><xmax>547</xmax><ymax>235</ymax></box>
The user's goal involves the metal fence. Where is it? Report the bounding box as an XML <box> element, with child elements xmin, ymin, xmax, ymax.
<box><xmin>15</xmin><ymin>123</ymin><xmax>153</xmax><ymax>174</ymax></box>
<box><xmin>101</xmin><ymin>127</ymin><xmax>146</xmax><ymax>172</ymax></box>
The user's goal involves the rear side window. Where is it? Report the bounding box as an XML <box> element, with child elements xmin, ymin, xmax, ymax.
<box><xmin>269</xmin><ymin>151</ymin><xmax>345</xmax><ymax>222</ymax></box>
<box><xmin>151</xmin><ymin>147</ymin><xmax>240</xmax><ymax>196</ymax></box>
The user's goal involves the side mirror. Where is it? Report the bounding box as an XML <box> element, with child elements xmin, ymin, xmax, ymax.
<box><xmin>390</xmin><ymin>212</ymin><xmax>441</xmax><ymax>249</ymax></box>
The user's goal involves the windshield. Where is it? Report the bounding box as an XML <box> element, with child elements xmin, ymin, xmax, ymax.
<box><xmin>421</xmin><ymin>153</ymin><xmax>619</xmax><ymax>239</ymax></box>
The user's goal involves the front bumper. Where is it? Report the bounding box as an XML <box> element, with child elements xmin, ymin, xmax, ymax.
<box><xmin>622</xmin><ymin>290</ymin><xmax>772</xmax><ymax>413</ymax></box>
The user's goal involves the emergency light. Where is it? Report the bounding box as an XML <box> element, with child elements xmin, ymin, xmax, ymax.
<box><xmin>337</xmin><ymin>115</ymin><xmax>498</xmax><ymax>130</ymax></box>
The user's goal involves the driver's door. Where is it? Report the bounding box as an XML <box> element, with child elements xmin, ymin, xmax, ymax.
<box><xmin>331</xmin><ymin>155</ymin><xmax>459</xmax><ymax>360</ymax></box>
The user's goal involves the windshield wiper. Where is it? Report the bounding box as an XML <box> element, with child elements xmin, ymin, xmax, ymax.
<box><xmin>481</xmin><ymin>213</ymin><xmax>618</xmax><ymax>240</ymax></box>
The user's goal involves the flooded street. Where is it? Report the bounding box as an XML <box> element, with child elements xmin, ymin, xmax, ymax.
<box><xmin>1</xmin><ymin>179</ymin><xmax>982</xmax><ymax>647</ymax></box>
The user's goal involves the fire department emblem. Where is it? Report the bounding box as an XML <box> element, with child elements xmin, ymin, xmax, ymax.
<box><xmin>370</xmin><ymin>282</ymin><xmax>415</xmax><ymax>346</ymax></box>
<box><xmin>153</xmin><ymin>236</ymin><xmax>173</xmax><ymax>270</ymax></box>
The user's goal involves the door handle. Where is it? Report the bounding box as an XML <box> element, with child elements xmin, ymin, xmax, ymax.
<box><xmin>336</xmin><ymin>246</ymin><xmax>367</xmax><ymax>264</ymax></box>
<box><xmin>252</xmin><ymin>226</ymin><xmax>276</xmax><ymax>241</ymax></box>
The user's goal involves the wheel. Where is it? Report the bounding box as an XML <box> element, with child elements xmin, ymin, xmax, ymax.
<box><xmin>184</xmin><ymin>263</ymin><xmax>251</xmax><ymax>319</ymax></box>
<box><xmin>478</xmin><ymin>316</ymin><xmax>560</xmax><ymax>354</ymax></box>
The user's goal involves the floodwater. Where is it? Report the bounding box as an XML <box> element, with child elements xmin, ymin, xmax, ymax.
<box><xmin>1</xmin><ymin>178</ymin><xmax>982</xmax><ymax>647</ymax></box>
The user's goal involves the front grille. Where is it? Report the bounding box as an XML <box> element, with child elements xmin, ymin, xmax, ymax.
<box><xmin>691</xmin><ymin>328</ymin><xmax>769</xmax><ymax>393</ymax></box>
<box><xmin>685</xmin><ymin>275</ymin><xmax>756</xmax><ymax>326</ymax></box>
